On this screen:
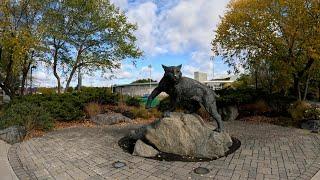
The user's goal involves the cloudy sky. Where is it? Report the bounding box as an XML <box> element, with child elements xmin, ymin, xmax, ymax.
<box><xmin>33</xmin><ymin>0</ymin><xmax>231</xmax><ymax>87</ymax></box>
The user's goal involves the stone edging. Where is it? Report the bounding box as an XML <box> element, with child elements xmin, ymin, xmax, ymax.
<box><xmin>7</xmin><ymin>144</ymin><xmax>34</xmax><ymax>180</ymax></box>
<box><xmin>296</xmin><ymin>135</ymin><xmax>320</xmax><ymax>180</ymax></box>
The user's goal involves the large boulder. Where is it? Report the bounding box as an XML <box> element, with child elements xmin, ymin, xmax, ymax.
<box><xmin>133</xmin><ymin>140</ymin><xmax>159</xmax><ymax>157</ymax></box>
<box><xmin>0</xmin><ymin>125</ymin><xmax>26</xmax><ymax>144</ymax></box>
<box><xmin>301</xmin><ymin>120</ymin><xmax>319</xmax><ymax>132</ymax></box>
<box><xmin>219</xmin><ymin>105</ymin><xmax>239</xmax><ymax>121</ymax></box>
<box><xmin>144</xmin><ymin>112</ymin><xmax>232</xmax><ymax>159</ymax></box>
<box><xmin>91</xmin><ymin>112</ymin><xmax>131</xmax><ymax>125</ymax></box>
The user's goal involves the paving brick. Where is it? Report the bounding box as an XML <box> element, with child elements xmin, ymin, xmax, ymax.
<box><xmin>7</xmin><ymin>121</ymin><xmax>320</xmax><ymax>180</ymax></box>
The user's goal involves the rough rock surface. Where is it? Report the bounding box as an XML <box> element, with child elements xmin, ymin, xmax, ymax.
<box><xmin>91</xmin><ymin>113</ymin><xmax>131</xmax><ymax>125</ymax></box>
<box><xmin>144</xmin><ymin>112</ymin><xmax>232</xmax><ymax>158</ymax></box>
<box><xmin>133</xmin><ymin>140</ymin><xmax>159</xmax><ymax>157</ymax></box>
<box><xmin>0</xmin><ymin>126</ymin><xmax>26</xmax><ymax>144</ymax></box>
<box><xmin>219</xmin><ymin>105</ymin><xmax>239</xmax><ymax>121</ymax></box>
<box><xmin>301</xmin><ymin>120</ymin><xmax>319</xmax><ymax>132</ymax></box>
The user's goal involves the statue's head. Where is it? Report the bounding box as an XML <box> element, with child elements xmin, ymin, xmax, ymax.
<box><xmin>162</xmin><ymin>64</ymin><xmax>182</xmax><ymax>82</ymax></box>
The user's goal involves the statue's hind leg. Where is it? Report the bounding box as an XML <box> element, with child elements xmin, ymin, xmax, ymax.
<box><xmin>184</xmin><ymin>100</ymin><xmax>201</xmax><ymax>114</ymax></box>
<box><xmin>203</xmin><ymin>98</ymin><xmax>224</xmax><ymax>132</ymax></box>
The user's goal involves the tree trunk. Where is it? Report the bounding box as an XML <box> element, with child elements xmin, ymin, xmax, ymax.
<box><xmin>53</xmin><ymin>47</ymin><xmax>61</xmax><ymax>94</ymax></box>
<box><xmin>293</xmin><ymin>58</ymin><xmax>315</xmax><ymax>100</ymax></box>
<box><xmin>303</xmin><ymin>75</ymin><xmax>310</xmax><ymax>101</ymax></box>
<box><xmin>0</xmin><ymin>83</ymin><xmax>13</xmax><ymax>99</ymax></box>
<box><xmin>255</xmin><ymin>69</ymin><xmax>258</xmax><ymax>90</ymax></box>
<box><xmin>318</xmin><ymin>82</ymin><xmax>320</xmax><ymax>102</ymax></box>
<box><xmin>20</xmin><ymin>56</ymin><xmax>31</xmax><ymax>95</ymax></box>
<box><xmin>65</xmin><ymin>65</ymin><xmax>78</xmax><ymax>93</ymax></box>
<box><xmin>4</xmin><ymin>47</ymin><xmax>15</xmax><ymax>99</ymax></box>
<box><xmin>293</xmin><ymin>76</ymin><xmax>300</xmax><ymax>100</ymax></box>
<box><xmin>20</xmin><ymin>72</ymin><xmax>27</xmax><ymax>95</ymax></box>
<box><xmin>64</xmin><ymin>47</ymin><xmax>83</xmax><ymax>93</ymax></box>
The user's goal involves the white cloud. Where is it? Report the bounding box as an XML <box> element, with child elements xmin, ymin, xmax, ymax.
<box><xmin>110</xmin><ymin>0</ymin><xmax>129</xmax><ymax>9</ymax></box>
<box><xmin>35</xmin><ymin>0</ymin><xmax>232</xmax><ymax>87</ymax></box>
<box><xmin>126</xmin><ymin>2</ymin><xmax>167</xmax><ymax>55</ymax></box>
<box><xmin>125</xmin><ymin>0</ymin><xmax>229</xmax><ymax>55</ymax></box>
<box><xmin>33</xmin><ymin>68</ymin><xmax>57</xmax><ymax>87</ymax></box>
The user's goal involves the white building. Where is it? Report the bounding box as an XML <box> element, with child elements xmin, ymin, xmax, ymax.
<box><xmin>194</xmin><ymin>72</ymin><xmax>236</xmax><ymax>90</ymax></box>
<box><xmin>113</xmin><ymin>72</ymin><xmax>237</xmax><ymax>96</ymax></box>
<box><xmin>113</xmin><ymin>82</ymin><xmax>166</xmax><ymax>97</ymax></box>
<box><xmin>194</xmin><ymin>72</ymin><xmax>208</xmax><ymax>82</ymax></box>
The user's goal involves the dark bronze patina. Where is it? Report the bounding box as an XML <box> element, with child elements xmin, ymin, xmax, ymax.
<box><xmin>146</xmin><ymin>64</ymin><xmax>224</xmax><ymax>132</ymax></box>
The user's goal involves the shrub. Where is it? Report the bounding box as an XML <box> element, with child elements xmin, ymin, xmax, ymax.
<box><xmin>130</xmin><ymin>107</ymin><xmax>161</xmax><ymax>119</ymax></box>
<box><xmin>131</xmin><ymin>107</ymin><xmax>149</xmax><ymax>119</ymax></box>
<box><xmin>304</xmin><ymin>107</ymin><xmax>320</xmax><ymax>120</ymax></box>
<box><xmin>40</xmin><ymin>99</ymin><xmax>85</xmax><ymax>121</ymax></box>
<box><xmin>84</xmin><ymin>102</ymin><xmax>103</xmax><ymax>118</ymax></box>
<box><xmin>148</xmin><ymin>108</ymin><xmax>162</xmax><ymax>118</ymax></box>
<box><xmin>157</xmin><ymin>96</ymin><xmax>171</xmax><ymax>112</ymax></box>
<box><xmin>79</xmin><ymin>87</ymin><xmax>119</xmax><ymax>105</ymax></box>
<box><xmin>0</xmin><ymin>102</ymin><xmax>54</xmax><ymax>131</ymax></box>
<box><xmin>7</xmin><ymin>88</ymin><xmax>119</xmax><ymax>122</ymax></box>
<box><xmin>125</xmin><ymin>96</ymin><xmax>141</xmax><ymax>107</ymax></box>
<box><xmin>37</xmin><ymin>87</ymin><xmax>56</xmax><ymax>95</ymax></box>
<box><xmin>66</xmin><ymin>87</ymin><xmax>74</xmax><ymax>93</ymax></box>
<box><xmin>288</xmin><ymin>101</ymin><xmax>311</xmax><ymax>123</ymax></box>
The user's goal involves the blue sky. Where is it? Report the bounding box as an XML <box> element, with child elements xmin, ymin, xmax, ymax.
<box><xmin>34</xmin><ymin>0</ymin><xmax>232</xmax><ymax>87</ymax></box>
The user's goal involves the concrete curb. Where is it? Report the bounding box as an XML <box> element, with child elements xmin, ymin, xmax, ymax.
<box><xmin>297</xmin><ymin>135</ymin><xmax>320</xmax><ymax>180</ymax></box>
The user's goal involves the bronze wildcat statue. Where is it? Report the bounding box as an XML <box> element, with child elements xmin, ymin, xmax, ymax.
<box><xmin>146</xmin><ymin>64</ymin><xmax>224</xmax><ymax>132</ymax></box>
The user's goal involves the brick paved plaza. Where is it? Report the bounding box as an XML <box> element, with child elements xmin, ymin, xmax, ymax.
<box><xmin>8</xmin><ymin>121</ymin><xmax>320</xmax><ymax>180</ymax></box>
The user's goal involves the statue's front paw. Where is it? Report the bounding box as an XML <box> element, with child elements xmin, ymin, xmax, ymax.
<box><xmin>214</xmin><ymin>128</ymin><xmax>222</xmax><ymax>133</ymax></box>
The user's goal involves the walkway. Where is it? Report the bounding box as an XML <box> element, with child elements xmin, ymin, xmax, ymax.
<box><xmin>0</xmin><ymin>140</ymin><xmax>18</xmax><ymax>180</ymax></box>
<box><xmin>7</xmin><ymin>121</ymin><xmax>320</xmax><ymax>180</ymax></box>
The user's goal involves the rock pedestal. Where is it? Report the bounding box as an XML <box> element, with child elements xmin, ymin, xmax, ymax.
<box><xmin>133</xmin><ymin>112</ymin><xmax>232</xmax><ymax>159</ymax></box>
<box><xmin>132</xmin><ymin>140</ymin><xmax>159</xmax><ymax>157</ymax></box>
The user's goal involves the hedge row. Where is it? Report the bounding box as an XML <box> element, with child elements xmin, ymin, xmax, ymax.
<box><xmin>0</xmin><ymin>88</ymin><xmax>119</xmax><ymax>131</ymax></box>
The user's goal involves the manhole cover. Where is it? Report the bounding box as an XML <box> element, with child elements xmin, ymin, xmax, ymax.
<box><xmin>112</xmin><ymin>161</ymin><xmax>126</xmax><ymax>168</ymax></box>
<box><xmin>194</xmin><ymin>167</ymin><xmax>210</xmax><ymax>175</ymax></box>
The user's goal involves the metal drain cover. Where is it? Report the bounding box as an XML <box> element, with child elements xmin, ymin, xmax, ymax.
<box><xmin>112</xmin><ymin>161</ymin><xmax>126</xmax><ymax>168</ymax></box>
<box><xmin>194</xmin><ymin>167</ymin><xmax>210</xmax><ymax>175</ymax></box>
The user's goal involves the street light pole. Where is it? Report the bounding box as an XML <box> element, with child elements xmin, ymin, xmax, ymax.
<box><xmin>210</xmin><ymin>56</ymin><xmax>214</xmax><ymax>80</ymax></box>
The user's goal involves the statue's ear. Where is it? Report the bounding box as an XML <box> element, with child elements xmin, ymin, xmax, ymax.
<box><xmin>177</xmin><ymin>64</ymin><xmax>182</xmax><ymax>70</ymax></box>
<box><xmin>162</xmin><ymin>64</ymin><xmax>168</xmax><ymax>71</ymax></box>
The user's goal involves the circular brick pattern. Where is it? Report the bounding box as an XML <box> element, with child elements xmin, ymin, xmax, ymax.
<box><xmin>8</xmin><ymin>121</ymin><xmax>320</xmax><ymax>180</ymax></box>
